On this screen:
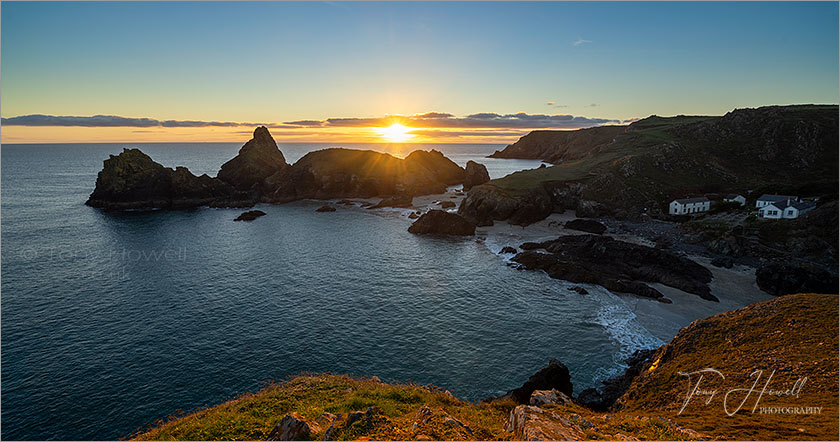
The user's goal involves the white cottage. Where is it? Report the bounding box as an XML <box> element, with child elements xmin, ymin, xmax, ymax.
<box><xmin>755</xmin><ymin>194</ymin><xmax>797</xmax><ymax>209</ymax></box>
<box><xmin>758</xmin><ymin>200</ymin><xmax>816</xmax><ymax>219</ymax></box>
<box><xmin>723</xmin><ymin>194</ymin><xmax>746</xmax><ymax>206</ymax></box>
<box><xmin>669</xmin><ymin>197</ymin><xmax>711</xmax><ymax>215</ymax></box>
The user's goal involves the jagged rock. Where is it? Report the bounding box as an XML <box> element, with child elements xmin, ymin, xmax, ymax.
<box><xmin>575</xmin><ymin>349</ymin><xmax>655</xmax><ymax>411</ymax></box>
<box><xmin>458</xmin><ymin>185</ymin><xmax>552</xmax><ymax>227</ymax></box>
<box><xmin>218</xmin><ymin>126</ymin><xmax>288</xmax><ymax>191</ymax></box>
<box><xmin>85</xmin><ymin>148</ymin><xmax>243</xmax><ymax>210</ymax></box>
<box><xmin>513</xmin><ymin>235</ymin><xmax>716</xmax><ymax>302</ymax></box>
<box><xmin>439</xmin><ymin>201</ymin><xmax>456</xmax><ymax>209</ymax></box>
<box><xmin>463</xmin><ymin>161</ymin><xmax>490</xmax><ymax>190</ymax></box>
<box><xmin>371</xmin><ymin>195</ymin><xmax>413</xmax><ymax>209</ymax></box>
<box><xmin>575</xmin><ymin>200</ymin><xmax>605</xmax><ymax>218</ymax></box>
<box><xmin>266</xmin><ymin>412</ymin><xmax>318</xmax><ymax>441</ymax></box>
<box><xmin>234</xmin><ymin>210</ymin><xmax>266</xmax><ymax>221</ymax></box>
<box><xmin>755</xmin><ymin>262</ymin><xmax>838</xmax><ymax>296</ymax></box>
<box><xmin>505</xmin><ymin>405</ymin><xmax>585</xmax><ymax>441</ymax></box>
<box><xmin>506</xmin><ymin>359</ymin><xmax>573</xmax><ymax>404</ymax></box>
<box><xmin>569</xmin><ymin>286</ymin><xmax>589</xmax><ymax>295</ymax></box>
<box><xmin>500</xmin><ymin>246</ymin><xmax>518</xmax><ymax>254</ymax></box>
<box><xmin>408</xmin><ymin>210</ymin><xmax>476</xmax><ymax>236</ymax></box>
<box><xmin>408</xmin><ymin>212</ymin><xmax>420</xmax><ymax>219</ymax></box>
<box><xmin>710</xmin><ymin>256</ymin><xmax>734</xmax><ymax>268</ymax></box>
<box><xmin>564</xmin><ymin>219</ymin><xmax>607</xmax><ymax>234</ymax></box>
<box><xmin>315</xmin><ymin>205</ymin><xmax>336</xmax><ymax>212</ymax></box>
<box><xmin>529</xmin><ymin>389</ymin><xmax>572</xmax><ymax>406</ymax></box>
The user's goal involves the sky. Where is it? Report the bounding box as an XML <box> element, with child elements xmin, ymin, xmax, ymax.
<box><xmin>1</xmin><ymin>1</ymin><xmax>838</xmax><ymax>143</ymax></box>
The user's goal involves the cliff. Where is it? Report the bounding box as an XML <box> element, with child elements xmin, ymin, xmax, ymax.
<box><xmin>462</xmin><ymin>105</ymin><xmax>839</xmax><ymax>224</ymax></box>
<box><xmin>133</xmin><ymin>294</ymin><xmax>838</xmax><ymax>441</ymax></box>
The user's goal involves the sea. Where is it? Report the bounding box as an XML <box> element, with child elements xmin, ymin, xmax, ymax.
<box><xmin>1</xmin><ymin>142</ymin><xmax>667</xmax><ymax>440</ymax></box>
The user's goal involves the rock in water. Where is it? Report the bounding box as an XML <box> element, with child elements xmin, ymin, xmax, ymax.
<box><xmin>463</xmin><ymin>160</ymin><xmax>490</xmax><ymax>190</ymax></box>
<box><xmin>371</xmin><ymin>195</ymin><xmax>413</xmax><ymax>209</ymax></box>
<box><xmin>315</xmin><ymin>205</ymin><xmax>337</xmax><ymax>212</ymax></box>
<box><xmin>564</xmin><ymin>219</ymin><xmax>607</xmax><ymax>234</ymax></box>
<box><xmin>439</xmin><ymin>201</ymin><xmax>456</xmax><ymax>209</ymax></box>
<box><xmin>506</xmin><ymin>359</ymin><xmax>574</xmax><ymax>404</ymax></box>
<box><xmin>513</xmin><ymin>235</ymin><xmax>716</xmax><ymax>302</ymax></box>
<box><xmin>217</xmin><ymin>126</ymin><xmax>288</xmax><ymax>191</ymax></box>
<box><xmin>407</xmin><ymin>210</ymin><xmax>476</xmax><ymax>236</ymax></box>
<box><xmin>500</xmin><ymin>246</ymin><xmax>518</xmax><ymax>254</ymax></box>
<box><xmin>755</xmin><ymin>262</ymin><xmax>838</xmax><ymax>296</ymax></box>
<box><xmin>234</xmin><ymin>210</ymin><xmax>266</xmax><ymax>221</ymax></box>
<box><xmin>86</xmin><ymin>148</ymin><xmax>242</xmax><ymax>210</ymax></box>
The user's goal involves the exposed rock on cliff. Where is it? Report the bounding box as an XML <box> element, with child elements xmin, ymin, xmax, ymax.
<box><xmin>407</xmin><ymin>210</ymin><xmax>475</xmax><ymax>236</ymax></box>
<box><xmin>217</xmin><ymin>126</ymin><xmax>288</xmax><ymax>191</ymax></box>
<box><xmin>463</xmin><ymin>161</ymin><xmax>490</xmax><ymax>190</ymax></box>
<box><xmin>504</xmin><ymin>359</ymin><xmax>574</xmax><ymax>404</ymax></box>
<box><xmin>513</xmin><ymin>235</ymin><xmax>715</xmax><ymax>302</ymax></box>
<box><xmin>755</xmin><ymin>261</ymin><xmax>838</xmax><ymax>296</ymax></box>
<box><xmin>86</xmin><ymin>148</ymin><xmax>245</xmax><ymax>210</ymax></box>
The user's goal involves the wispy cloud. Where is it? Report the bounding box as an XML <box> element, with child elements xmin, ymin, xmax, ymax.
<box><xmin>1</xmin><ymin>114</ymin><xmax>301</xmax><ymax>129</ymax></box>
<box><xmin>573</xmin><ymin>37</ymin><xmax>592</xmax><ymax>46</ymax></box>
<box><xmin>2</xmin><ymin>111</ymin><xmax>620</xmax><ymax>131</ymax></box>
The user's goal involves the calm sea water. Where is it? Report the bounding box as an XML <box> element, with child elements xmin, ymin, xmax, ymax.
<box><xmin>1</xmin><ymin>142</ymin><xmax>663</xmax><ymax>440</ymax></box>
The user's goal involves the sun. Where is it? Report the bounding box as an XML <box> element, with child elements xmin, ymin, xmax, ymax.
<box><xmin>376</xmin><ymin>123</ymin><xmax>416</xmax><ymax>143</ymax></box>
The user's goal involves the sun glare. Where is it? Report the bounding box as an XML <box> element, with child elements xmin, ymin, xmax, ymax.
<box><xmin>376</xmin><ymin>123</ymin><xmax>416</xmax><ymax>143</ymax></box>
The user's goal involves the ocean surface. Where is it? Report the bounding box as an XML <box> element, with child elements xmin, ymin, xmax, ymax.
<box><xmin>1</xmin><ymin>142</ymin><xmax>664</xmax><ymax>440</ymax></box>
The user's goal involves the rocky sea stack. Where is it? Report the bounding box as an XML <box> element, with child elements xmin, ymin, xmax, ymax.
<box><xmin>217</xmin><ymin>126</ymin><xmax>288</xmax><ymax>191</ymax></box>
<box><xmin>408</xmin><ymin>210</ymin><xmax>476</xmax><ymax>236</ymax></box>
<box><xmin>462</xmin><ymin>160</ymin><xmax>490</xmax><ymax>190</ymax></box>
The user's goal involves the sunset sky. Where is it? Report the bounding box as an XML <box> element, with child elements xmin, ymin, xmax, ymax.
<box><xmin>2</xmin><ymin>1</ymin><xmax>838</xmax><ymax>144</ymax></box>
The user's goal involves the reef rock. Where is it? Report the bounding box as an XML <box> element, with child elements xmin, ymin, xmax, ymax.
<box><xmin>407</xmin><ymin>210</ymin><xmax>475</xmax><ymax>236</ymax></box>
<box><xmin>234</xmin><ymin>210</ymin><xmax>266</xmax><ymax>221</ymax></box>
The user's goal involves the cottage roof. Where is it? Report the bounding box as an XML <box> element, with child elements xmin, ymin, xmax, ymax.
<box><xmin>757</xmin><ymin>194</ymin><xmax>796</xmax><ymax>202</ymax></box>
<box><xmin>673</xmin><ymin>197</ymin><xmax>709</xmax><ymax>204</ymax></box>
<box><xmin>724</xmin><ymin>194</ymin><xmax>743</xmax><ymax>199</ymax></box>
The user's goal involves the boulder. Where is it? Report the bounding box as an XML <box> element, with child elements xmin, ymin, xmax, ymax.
<box><xmin>439</xmin><ymin>201</ymin><xmax>456</xmax><ymax>209</ymax></box>
<box><xmin>529</xmin><ymin>389</ymin><xmax>572</xmax><ymax>406</ymax></box>
<box><xmin>217</xmin><ymin>126</ymin><xmax>288</xmax><ymax>191</ymax></box>
<box><xmin>505</xmin><ymin>405</ymin><xmax>585</xmax><ymax>441</ymax></box>
<box><xmin>408</xmin><ymin>210</ymin><xmax>476</xmax><ymax>236</ymax></box>
<box><xmin>569</xmin><ymin>286</ymin><xmax>589</xmax><ymax>295</ymax></box>
<box><xmin>463</xmin><ymin>161</ymin><xmax>490</xmax><ymax>190</ymax></box>
<box><xmin>234</xmin><ymin>210</ymin><xmax>266</xmax><ymax>221</ymax></box>
<box><xmin>408</xmin><ymin>211</ymin><xmax>420</xmax><ymax>219</ymax></box>
<box><xmin>755</xmin><ymin>262</ymin><xmax>838</xmax><ymax>296</ymax></box>
<box><xmin>500</xmin><ymin>246</ymin><xmax>518</xmax><ymax>254</ymax></box>
<box><xmin>506</xmin><ymin>359</ymin><xmax>573</xmax><ymax>404</ymax></box>
<box><xmin>315</xmin><ymin>204</ymin><xmax>337</xmax><ymax>212</ymax></box>
<box><xmin>266</xmin><ymin>412</ymin><xmax>318</xmax><ymax>441</ymax></box>
<box><xmin>513</xmin><ymin>235</ymin><xmax>716</xmax><ymax>302</ymax></box>
<box><xmin>564</xmin><ymin>219</ymin><xmax>607</xmax><ymax>235</ymax></box>
<box><xmin>370</xmin><ymin>195</ymin><xmax>413</xmax><ymax>209</ymax></box>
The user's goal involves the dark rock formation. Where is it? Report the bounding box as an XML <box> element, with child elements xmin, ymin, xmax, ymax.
<box><xmin>506</xmin><ymin>359</ymin><xmax>573</xmax><ymax>404</ymax></box>
<box><xmin>513</xmin><ymin>235</ymin><xmax>716</xmax><ymax>302</ymax></box>
<box><xmin>500</xmin><ymin>246</ymin><xmax>518</xmax><ymax>254</ymax></box>
<box><xmin>755</xmin><ymin>262</ymin><xmax>838</xmax><ymax>296</ymax></box>
<box><xmin>575</xmin><ymin>349</ymin><xmax>655</xmax><ymax>411</ymax></box>
<box><xmin>710</xmin><ymin>256</ymin><xmax>734</xmax><ymax>268</ymax></box>
<box><xmin>217</xmin><ymin>126</ymin><xmax>288</xmax><ymax>191</ymax></box>
<box><xmin>315</xmin><ymin>205</ymin><xmax>336</xmax><ymax>212</ymax></box>
<box><xmin>458</xmin><ymin>184</ymin><xmax>552</xmax><ymax>227</ymax></box>
<box><xmin>234</xmin><ymin>210</ymin><xmax>266</xmax><ymax>221</ymax></box>
<box><xmin>408</xmin><ymin>211</ymin><xmax>420</xmax><ymax>219</ymax></box>
<box><xmin>407</xmin><ymin>210</ymin><xmax>475</xmax><ymax>236</ymax></box>
<box><xmin>564</xmin><ymin>219</ymin><xmax>607</xmax><ymax>234</ymax></box>
<box><xmin>86</xmin><ymin>148</ymin><xmax>247</xmax><ymax>210</ymax></box>
<box><xmin>404</xmin><ymin>149</ymin><xmax>465</xmax><ymax>186</ymax></box>
<box><xmin>489</xmin><ymin>126</ymin><xmax>627</xmax><ymax>163</ymax></box>
<box><xmin>371</xmin><ymin>195</ymin><xmax>413</xmax><ymax>209</ymax></box>
<box><xmin>569</xmin><ymin>286</ymin><xmax>589</xmax><ymax>295</ymax></box>
<box><xmin>463</xmin><ymin>161</ymin><xmax>490</xmax><ymax>190</ymax></box>
<box><xmin>439</xmin><ymin>201</ymin><xmax>456</xmax><ymax>209</ymax></box>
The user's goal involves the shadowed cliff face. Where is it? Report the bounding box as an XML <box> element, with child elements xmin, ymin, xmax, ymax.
<box><xmin>217</xmin><ymin>126</ymin><xmax>289</xmax><ymax>191</ymax></box>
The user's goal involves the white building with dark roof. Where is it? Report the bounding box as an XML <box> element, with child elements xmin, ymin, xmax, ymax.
<box><xmin>723</xmin><ymin>194</ymin><xmax>746</xmax><ymax>206</ymax></box>
<box><xmin>669</xmin><ymin>197</ymin><xmax>710</xmax><ymax>215</ymax></box>
<box><xmin>756</xmin><ymin>194</ymin><xmax>797</xmax><ymax>209</ymax></box>
<box><xmin>758</xmin><ymin>199</ymin><xmax>816</xmax><ymax>219</ymax></box>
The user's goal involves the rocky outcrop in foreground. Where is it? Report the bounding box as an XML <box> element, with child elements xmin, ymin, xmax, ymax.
<box><xmin>463</xmin><ymin>161</ymin><xmax>490</xmax><ymax>190</ymax></box>
<box><xmin>88</xmin><ymin>127</ymin><xmax>476</xmax><ymax>210</ymax></box>
<box><xmin>513</xmin><ymin>235</ymin><xmax>716</xmax><ymax>302</ymax></box>
<box><xmin>85</xmin><ymin>149</ymin><xmax>250</xmax><ymax>210</ymax></box>
<box><xmin>408</xmin><ymin>210</ymin><xmax>476</xmax><ymax>236</ymax></box>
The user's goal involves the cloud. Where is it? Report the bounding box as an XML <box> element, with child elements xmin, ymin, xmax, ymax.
<box><xmin>410</xmin><ymin>129</ymin><xmax>528</xmax><ymax>138</ymax></box>
<box><xmin>1</xmin><ymin>114</ymin><xmax>301</xmax><ymax>129</ymax></box>
<box><xmin>2</xmin><ymin>111</ymin><xmax>620</xmax><ymax>131</ymax></box>
<box><xmin>573</xmin><ymin>37</ymin><xmax>592</xmax><ymax>46</ymax></box>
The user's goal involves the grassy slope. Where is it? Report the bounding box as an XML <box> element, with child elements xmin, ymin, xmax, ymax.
<box><xmin>618</xmin><ymin>294</ymin><xmax>839</xmax><ymax>441</ymax></box>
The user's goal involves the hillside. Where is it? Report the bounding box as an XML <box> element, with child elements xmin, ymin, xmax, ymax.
<box><xmin>459</xmin><ymin>105</ymin><xmax>838</xmax><ymax>225</ymax></box>
<box><xmin>488</xmin><ymin>126</ymin><xmax>627</xmax><ymax>163</ymax></box>
<box><xmin>133</xmin><ymin>294</ymin><xmax>838</xmax><ymax>441</ymax></box>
